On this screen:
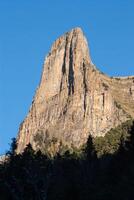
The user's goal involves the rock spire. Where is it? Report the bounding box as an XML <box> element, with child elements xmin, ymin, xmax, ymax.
<box><xmin>17</xmin><ymin>28</ymin><xmax>134</xmax><ymax>154</ymax></box>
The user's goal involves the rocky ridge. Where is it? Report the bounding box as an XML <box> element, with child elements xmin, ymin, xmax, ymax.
<box><xmin>17</xmin><ymin>28</ymin><xmax>134</xmax><ymax>154</ymax></box>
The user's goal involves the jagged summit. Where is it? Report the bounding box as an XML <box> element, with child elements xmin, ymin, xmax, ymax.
<box><xmin>39</xmin><ymin>27</ymin><xmax>93</xmax><ymax>100</ymax></box>
<box><xmin>17</xmin><ymin>28</ymin><xmax>134</xmax><ymax>155</ymax></box>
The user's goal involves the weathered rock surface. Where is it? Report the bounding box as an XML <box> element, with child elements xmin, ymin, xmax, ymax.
<box><xmin>16</xmin><ymin>28</ymin><xmax>134</xmax><ymax>154</ymax></box>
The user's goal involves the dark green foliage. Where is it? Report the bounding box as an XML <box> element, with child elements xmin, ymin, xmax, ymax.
<box><xmin>0</xmin><ymin>120</ymin><xmax>134</xmax><ymax>200</ymax></box>
<box><xmin>93</xmin><ymin>120</ymin><xmax>133</xmax><ymax>157</ymax></box>
<box><xmin>34</xmin><ymin>131</ymin><xmax>59</xmax><ymax>157</ymax></box>
<box><xmin>6</xmin><ymin>137</ymin><xmax>17</xmax><ymax>157</ymax></box>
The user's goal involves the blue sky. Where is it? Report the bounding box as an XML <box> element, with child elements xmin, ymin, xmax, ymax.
<box><xmin>0</xmin><ymin>0</ymin><xmax>134</xmax><ymax>154</ymax></box>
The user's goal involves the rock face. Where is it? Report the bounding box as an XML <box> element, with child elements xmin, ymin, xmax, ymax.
<box><xmin>17</xmin><ymin>28</ymin><xmax>134</xmax><ymax>154</ymax></box>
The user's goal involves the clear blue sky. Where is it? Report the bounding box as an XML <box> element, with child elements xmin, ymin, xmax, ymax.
<box><xmin>0</xmin><ymin>0</ymin><xmax>134</xmax><ymax>155</ymax></box>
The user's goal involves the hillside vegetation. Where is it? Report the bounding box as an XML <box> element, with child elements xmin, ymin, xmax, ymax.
<box><xmin>0</xmin><ymin>119</ymin><xmax>134</xmax><ymax>200</ymax></box>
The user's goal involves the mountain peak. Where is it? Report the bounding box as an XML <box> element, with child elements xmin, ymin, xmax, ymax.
<box><xmin>39</xmin><ymin>27</ymin><xmax>93</xmax><ymax>101</ymax></box>
<box><xmin>49</xmin><ymin>27</ymin><xmax>92</xmax><ymax>64</ymax></box>
<box><xmin>16</xmin><ymin>28</ymin><xmax>134</xmax><ymax>155</ymax></box>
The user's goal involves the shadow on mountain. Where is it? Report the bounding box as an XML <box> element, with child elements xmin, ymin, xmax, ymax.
<box><xmin>0</xmin><ymin>120</ymin><xmax>134</xmax><ymax>200</ymax></box>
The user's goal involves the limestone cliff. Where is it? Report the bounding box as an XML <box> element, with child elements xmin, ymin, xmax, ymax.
<box><xmin>17</xmin><ymin>27</ymin><xmax>134</xmax><ymax>154</ymax></box>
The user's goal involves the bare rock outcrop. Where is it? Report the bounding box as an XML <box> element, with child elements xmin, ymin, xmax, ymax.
<box><xmin>17</xmin><ymin>28</ymin><xmax>134</xmax><ymax>154</ymax></box>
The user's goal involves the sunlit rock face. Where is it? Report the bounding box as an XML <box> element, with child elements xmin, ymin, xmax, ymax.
<box><xmin>16</xmin><ymin>28</ymin><xmax>134</xmax><ymax>154</ymax></box>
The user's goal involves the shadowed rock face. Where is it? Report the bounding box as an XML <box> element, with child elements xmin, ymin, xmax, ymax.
<box><xmin>17</xmin><ymin>27</ymin><xmax>134</xmax><ymax>154</ymax></box>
